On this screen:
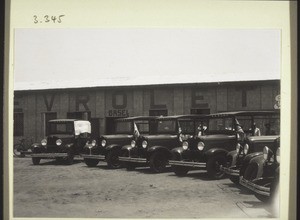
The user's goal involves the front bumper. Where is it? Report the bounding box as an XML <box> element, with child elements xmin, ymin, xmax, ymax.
<box><xmin>81</xmin><ymin>154</ymin><xmax>105</xmax><ymax>160</ymax></box>
<box><xmin>168</xmin><ymin>160</ymin><xmax>206</xmax><ymax>168</ymax></box>
<box><xmin>240</xmin><ymin>177</ymin><xmax>271</xmax><ymax>196</ymax></box>
<box><xmin>30</xmin><ymin>153</ymin><xmax>69</xmax><ymax>158</ymax></box>
<box><xmin>220</xmin><ymin>165</ymin><xmax>240</xmax><ymax>176</ymax></box>
<box><xmin>118</xmin><ymin>156</ymin><xmax>147</xmax><ymax>164</ymax></box>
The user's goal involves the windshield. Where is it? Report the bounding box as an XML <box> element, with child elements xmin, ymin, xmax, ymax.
<box><xmin>251</xmin><ymin>115</ymin><xmax>280</xmax><ymax>136</ymax></box>
<box><xmin>49</xmin><ymin>122</ymin><xmax>74</xmax><ymax>135</ymax></box>
<box><xmin>115</xmin><ymin>121</ymin><xmax>132</xmax><ymax>134</ymax></box>
<box><xmin>178</xmin><ymin>120</ymin><xmax>195</xmax><ymax>135</ymax></box>
<box><xmin>207</xmin><ymin>117</ymin><xmax>234</xmax><ymax>134</ymax></box>
<box><xmin>135</xmin><ymin>120</ymin><xmax>152</xmax><ymax>134</ymax></box>
<box><xmin>155</xmin><ymin>120</ymin><xmax>177</xmax><ymax>134</ymax></box>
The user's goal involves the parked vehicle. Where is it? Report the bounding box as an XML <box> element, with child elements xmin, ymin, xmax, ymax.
<box><xmin>240</xmin><ymin>137</ymin><xmax>280</xmax><ymax>203</ymax></box>
<box><xmin>30</xmin><ymin>119</ymin><xmax>91</xmax><ymax>165</ymax></box>
<box><xmin>220</xmin><ymin>110</ymin><xmax>280</xmax><ymax>184</ymax></box>
<box><xmin>81</xmin><ymin>116</ymin><xmax>157</xmax><ymax>168</ymax></box>
<box><xmin>13</xmin><ymin>137</ymin><xmax>34</xmax><ymax>157</ymax></box>
<box><xmin>168</xmin><ymin>111</ymin><xmax>276</xmax><ymax>179</ymax></box>
<box><xmin>119</xmin><ymin>115</ymin><xmax>205</xmax><ymax>173</ymax></box>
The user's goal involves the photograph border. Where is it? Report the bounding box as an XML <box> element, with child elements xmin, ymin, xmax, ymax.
<box><xmin>4</xmin><ymin>1</ymin><xmax>297</xmax><ymax>219</ymax></box>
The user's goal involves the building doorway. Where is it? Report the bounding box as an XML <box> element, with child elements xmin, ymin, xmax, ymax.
<box><xmin>105</xmin><ymin>117</ymin><xmax>126</xmax><ymax>135</ymax></box>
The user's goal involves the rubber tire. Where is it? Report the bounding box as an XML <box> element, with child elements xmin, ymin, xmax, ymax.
<box><xmin>106</xmin><ymin>150</ymin><xmax>121</xmax><ymax>169</ymax></box>
<box><xmin>173</xmin><ymin>166</ymin><xmax>189</xmax><ymax>176</ymax></box>
<box><xmin>149</xmin><ymin>152</ymin><xmax>167</xmax><ymax>173</ymax></box>
<box><xmin>84</xmin><ymin>158</ymin><xmax>99</xmax><ymax>167</ymax></box>
<box><xmin>32</xmin><ymin>157</ymin><xmax>41</xmax><ymax>165</ymax></box>
<box><xmin>13</xmin><ymin>144</ymin><xmax>23</xmax><ymax>157</ymax></box>
<box><xmin>229</xmin><ymin>176</ymin><xmax>240</xmax><ymax>185</ymax></box>
<box><xmin>126</xmin><ymin>163</ymin><xmax>136</xmax><ymax>171</ymax></box>
<box><xmin>207</xmin><ymin>155</ymin><xmax>226</xmax><ymax>179</ymax></box>
<box><xmin>65</xmin><ymin>155</ymin><xmax>74</xmax><ymax>165</ymax></box>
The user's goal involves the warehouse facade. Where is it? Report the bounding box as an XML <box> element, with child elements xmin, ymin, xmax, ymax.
<box><xmin>13</xmin><ymin>80</ymin><xmax>280</xmax><ymax>142</ymax></box>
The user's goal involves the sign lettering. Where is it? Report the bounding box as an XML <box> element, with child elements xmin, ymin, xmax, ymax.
<box><xmin>108</xmin><ymin>109</ymin><xmax>129</xmax><ymax>117</ymax></box>
<box><xmin>43</xmin><ymin>93</ymin><xmax>56</xmax><ymax>111</ymax></box>
<box><xmin>112</xmin><ymin>91</ymin><xmax>127</xmax><ymax>109</ymax></box>
<box><xmin>76</xmin><ymin>94</ymin><xmax>90</xmax><ymax>111</ymax></box>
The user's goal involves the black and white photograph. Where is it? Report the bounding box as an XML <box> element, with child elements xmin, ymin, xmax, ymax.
<box><xmin>13</xmin><ymin>28</ymin><xmax>281</xmax><ymax>218</ymax></box>
<box><xmin>6</xmin><ymin>1</ymin><xmax>296</xmax><ymax>220</ymax></box>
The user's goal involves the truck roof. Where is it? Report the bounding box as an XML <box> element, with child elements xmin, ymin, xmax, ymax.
<box><xmin>209</xmin><ymin>110</ymin><xmax>279</xmax><ymax>118</ymax></box>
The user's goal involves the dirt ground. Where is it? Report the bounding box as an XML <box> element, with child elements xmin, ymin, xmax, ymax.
<box><xmin>13</xmin><ymin>157</ymin><xmax>279</xmax><ymax>218</ymax></box>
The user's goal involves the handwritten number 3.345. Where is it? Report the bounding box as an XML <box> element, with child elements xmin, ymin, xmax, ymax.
<box><xmin>33</xmin><ymin>15</ymin><xmax>65</xmax><ymax>24</ymax></box>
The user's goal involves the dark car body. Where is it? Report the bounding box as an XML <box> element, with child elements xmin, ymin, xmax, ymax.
<box><xmin>31</xmin><ymin>119</ymin><xmax>91</xmax><ymax>165</ymax></box>
<box><xmin>240</xmin><ymin>137</ymin><xmax>280</xmax><ymax>202</ymax></box>
<box><xmin>118</xmin><ymin>115</ymin><xmax>205</xmax><ymax>173</ymax></box>
<box><xmin>81</xmin><ymin>116</ymin><xmax>157</xmax><ymax>168</ymax></box>
<box><xmin>169</xmin><ymin>111</ymin><xmax>279</xmax><ymax>179</ymax></box>
<box><xmin>220</xmin><ymin>111</ymin><xmax>280</xmax><ymax>183</ymax></box>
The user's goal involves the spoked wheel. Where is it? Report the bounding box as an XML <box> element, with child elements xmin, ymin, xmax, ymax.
<box><xmin>150</xmin><ymin>152</ymin><xmax>167</xmax><ymax>173</ymax></box>
<box><xmin>229</xmin><ymin>176</ymin><xmax>240</xmax><ymax>185</ymax></box>
<box><xmin>106</xmin><ymin>150</ymin><xmax>121</xmax><ymax>169</ymax></box>
<box><xmin>207</xmin><ymin>155</ymin><xmax>226</xmax><ymax>179</ymax></box>
<box><xmin>173</xmin><ymin>165</ymin><xmax>189</xmax><ymax>176</ymax></box>
<box><xmin>84</xmin><ymin>158</ymin><xmax>99</xmax><ymax>167</ymax></box>
<box><xmin>32</xmin><ymin>157</ymin><xmax>41</xmax><ymax>165</ymax></box>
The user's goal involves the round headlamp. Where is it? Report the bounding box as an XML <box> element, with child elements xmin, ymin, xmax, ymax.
<box><xmin>197</xmin><ymin>141</ymin><xmax>205</xmax><ymax>151</ymax></box>
<box><xmin>91</xmin><ymin>140</ymin><xmax>97</xmax><ymax>147</ymax></box>
<box><xmin>41</xmin><ymin>139</ymin><xmax>47</xmax><ymax>146</ymax></box>
<box><xmin>131</xmin><ymin>140</ymin><xmax>136</xmax><ymax>148</ymax></box>
<box><xmin>101</xmin><ymin>139</ymin><xmax>106</xmax><ymax>147</ymax></box>
<box><xmin>182</xmin><ymin>141</ymin><xmax>189</xmax><ymax>150</ymax></box>
<box><xmin>236</xmin><ymin>143</ymin><xmax>241</xmax><ymax>153</ymax></box>
<box><xmin>142</xmin><ymin>140</ymin><xmax>148</xmax><ymax>149</ymax></box>
<box><xmin>56</xmin><ymin>139</ymin><xmax>62</xmax><ymax>146</ymax></box>
<box><xmin>243</xmin><ymin>143</ymin><xmax>249</xmax><ymax>155</ymax></box>
<box><xmin>263</xmin><ymin>146</ymin><xmax>269</xmax><ymax>160</ymax></box>
<box><xmin>276</xmin><ymin>147</ymin><xmax>280</xmax><ymax>163</ymax></box>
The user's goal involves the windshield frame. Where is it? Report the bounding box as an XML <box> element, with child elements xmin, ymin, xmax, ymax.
<box><xmin>48</xmin><ymin>121</ymin><xmax>75</xmax><ymax>135</ymax></box>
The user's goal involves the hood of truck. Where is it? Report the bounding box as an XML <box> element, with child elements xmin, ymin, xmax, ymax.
<box><xmin>246</xmin><ymin>135</ymin><xmax>280</xmax><ymax>153</ymax></box>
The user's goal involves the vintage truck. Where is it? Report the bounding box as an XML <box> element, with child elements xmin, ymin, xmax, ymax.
<box><xmin>240</xmin><ymin>137</ymin><xmax>280</xmax><ymax>203</ymax></box>
<box><xmin>81</xmin><ymin>116</ymin><xmax>157</xmax><ymax>168</ymax></box>
<box><xmin>31</xmin><ymin>119</ymin><xmax>91</xmax><ymax>165</ymax></box>
<box><xmin>118</xmin><ymin>115</ymin><xmax>205</xmax><ymax>173</ymax></box>
<box><xmin>168</xmin><ymin>111</ymin><xmax>278</xmax><ymax>179</ymax></box>
<box><xmin>220</xmin><ymin>110</ymin><xmax>280</xmax><ymax>184</ymax></box>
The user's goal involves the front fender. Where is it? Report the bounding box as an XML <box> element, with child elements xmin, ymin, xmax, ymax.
<box><xmin>226</xmin><ymin>150</ymin><xmax>238</xmax><ymax>167</ymax></box>
<box><xmin>240</xmin><ymin>152</ymin><xmax>263</xmax><ymax>176</ymax></box>
<box><xmin>204</xmin><ymin>148</ymin><xmax>228</xmax><ymax>159</ymax></box>
<box><xmin>106</xmin><ymin>144</ymin><xmax>122</xmax><ymax>152</ymax></box>
<box><xmin>65</xmin><ymin>143</ymin><xmax>74</xmax><ymax>148</ymax></box>
<box><xmin>170</xmin><ymin>147</ymin><xmax>185</xmax><ymax>160</ymax></box>
<box><xmin>31</xmin><ymin>143</ymin><xmax>43</xmax><ymax>153</ymax></box>
<box><xmin>248</xmin><ymin>154</ymin><xmax>265</xmax><ymax>179</ymax></box>
<box><xmin>148</xmin><ymin>146</ymin><xmax>172</xmax><ymax>159</ymax></box>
